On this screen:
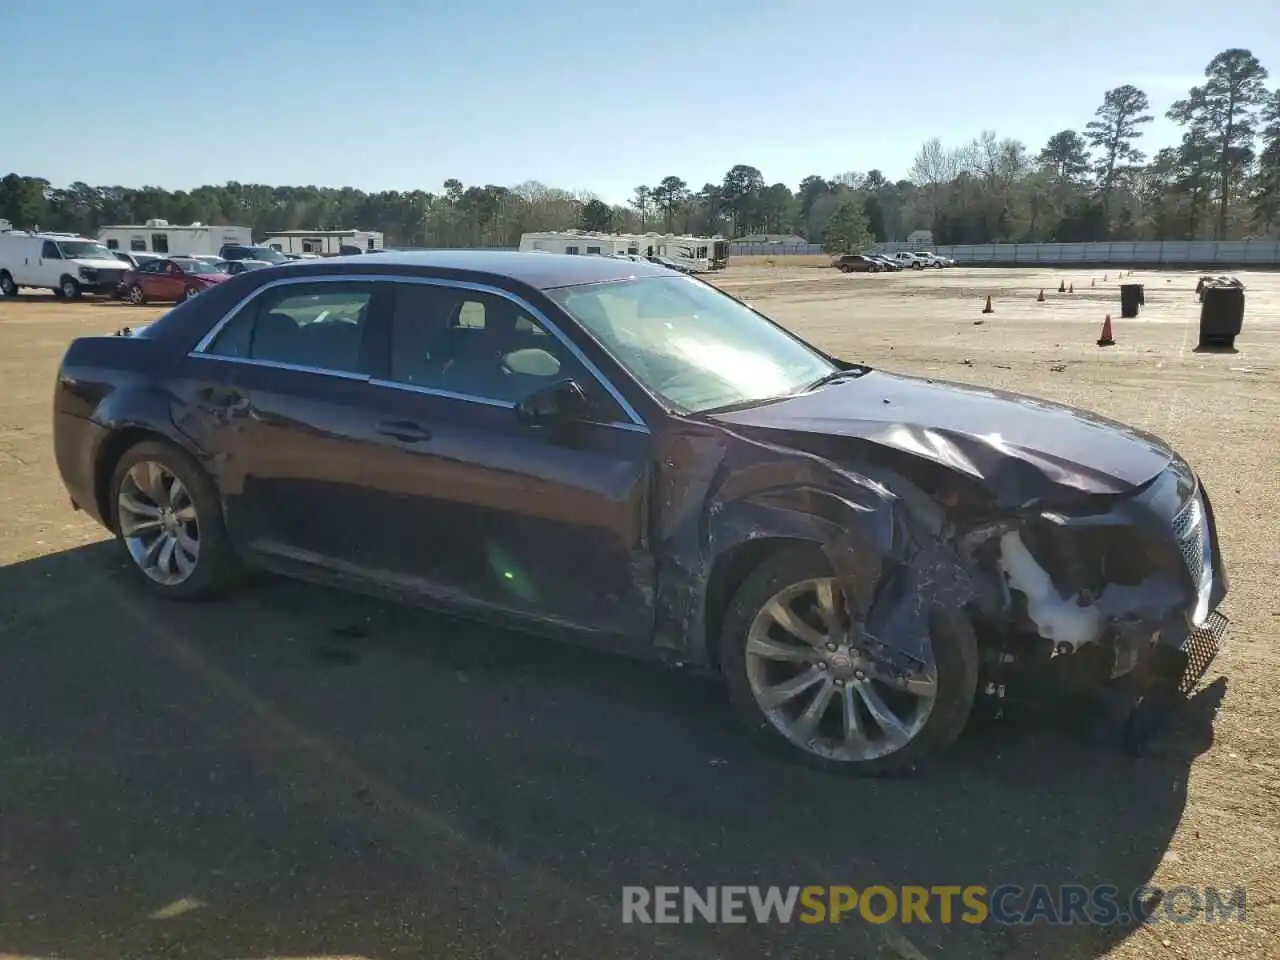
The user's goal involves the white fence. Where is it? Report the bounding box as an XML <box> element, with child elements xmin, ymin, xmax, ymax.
<box><xmin>728</xmin><ymin>239</ymin><xmax>1280</xmax><ymax>265</ymax></box>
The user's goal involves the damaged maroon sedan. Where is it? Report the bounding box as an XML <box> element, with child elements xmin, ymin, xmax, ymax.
<box><xmin>51</xmin><ymin>251</ymin><xmax>1228</xmax><ymax>774</ymax></box>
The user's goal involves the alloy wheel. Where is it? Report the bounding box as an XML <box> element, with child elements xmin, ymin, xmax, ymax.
<box><xmin>117</xmin><ymin>460</ymin><xmax>201</xmax><ymax>586</ymax></box>
<box><xmin>744</xmin><ymin>577</ymin><xmax>938</xmax><ymax>762</ymax></box>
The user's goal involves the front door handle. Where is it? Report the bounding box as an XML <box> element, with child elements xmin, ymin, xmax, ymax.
<box><xmin>375</xmin><ymin>419</ymin><xmax>432</xmax><ymax>443</ymax></box>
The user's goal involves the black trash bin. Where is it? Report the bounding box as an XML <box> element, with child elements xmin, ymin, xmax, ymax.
<box><xmin>1198</xmin><ymin>285</ymin><xmax>1245</xmax><ymax>349</ymax></box>
<box><xmin>1119</xmin><ymin>283</ymin><xmax>1145</xmax><ymax>318</ymax></box>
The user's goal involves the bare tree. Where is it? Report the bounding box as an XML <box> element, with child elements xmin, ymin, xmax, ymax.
<box><xmin>909</xmin><ymin>138</ymin><xmax>960</xmax><ymax>230</ymax></box>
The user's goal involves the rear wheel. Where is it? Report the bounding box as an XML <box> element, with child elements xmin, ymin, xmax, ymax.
<box><xmin>720</xmin><ymin>545</ymin><xmax>978</xmax><ymax>775</ymax></box>
<box><xmin>0</xmin><ymin>271</ymin><xmax>16</xmax><ymax>297</ymax></box>
<box><xmin>108</xmin><ymin>440</ymin><xmax>240</xmax><ymax>600</ymax></box>
<box><xmin>183</xmin><ymin>285</ymin><xmax>201</xmax><ymax>301</ymax></box>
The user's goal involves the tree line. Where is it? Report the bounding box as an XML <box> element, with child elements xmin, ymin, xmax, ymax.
<box><xmin>2</xmin><ymin>47</ymin><xmax>1276</xmax><ymax>253</ymax></box>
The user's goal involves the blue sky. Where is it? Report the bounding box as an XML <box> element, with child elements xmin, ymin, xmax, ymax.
<box><xmin>5</xmin><ymin>0</ymin><xmax>1277</xmax><ymax>205</ymax></box>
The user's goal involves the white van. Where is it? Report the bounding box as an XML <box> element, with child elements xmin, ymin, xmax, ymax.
<box><xmin>0</xmin><ymin>231</ymin><xmax>130</xmax><ymax>299</ymax></box>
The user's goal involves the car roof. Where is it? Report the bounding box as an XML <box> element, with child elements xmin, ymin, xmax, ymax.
<box><xmin>282</xmin><ymin>249</ymin><xmax>675</xmax><ymax>290</ymax></box>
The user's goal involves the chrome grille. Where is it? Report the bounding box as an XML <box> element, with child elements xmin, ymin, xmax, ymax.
<box><xmin>1172</xmin><ymin>493</ymin><xmax>1206</xmax><ymax>586</ymax></box>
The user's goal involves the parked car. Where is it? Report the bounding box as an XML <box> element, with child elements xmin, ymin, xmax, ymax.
<box><xmin>51</xmin><ymin>251</ymin><xmax>1228</xmax><ymax>775</ymax></box>
<box><xmin>121</xmin><ymin>256</ymin><xmax>231</xmax><ymax>304</ymax></box>
<box><xmin>890</xmin><ymin>252</ymin><xmax>929</xmax><ymax>270</ymax></box>
<box><xmin>866</xmin><ymin>254</ymin><xmax>902</xmax><ymax>271</ymax></box>
<box><xmin>912</xmin><ymin>252</ymin><xmax>949</xmax><ymax>269</ymax></box>
<box><xmin>834</xmin><ymin>254</ymin><xmax>881</xmax><ymax>273</ymax></box>
<box><xmin>112</xmin><ymin>251</ymin><xmax>164</xmax><ymax>270</ymax></box>
<box><xmin>218</xmin><ymin>243</ymin><xmax>291</xmax><ymax>265</ymax></box>
<box><xmin>223</xmin><ymin>259</ymin><xmax>273</xmax><ymax>276</ymax></box>
<box><xmin>0</xmin><ymin>231</ymin><xmax>127</xmax><ymax>298</ymax></box>
<box><xmin>108</xmin><ymin>251</ymin><xmax>166</xmax><ymax>297</ymax></box>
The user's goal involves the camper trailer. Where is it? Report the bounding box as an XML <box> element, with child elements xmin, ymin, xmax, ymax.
<box><xmin>260</xmin><ymin>229</ymin><xmax>385</xmax><ymax>256</ymax></box>
<box><xmin>519</xmin><ymin>231</ymin><xmax>637</xmax><ymax>258</ymax></box>
<box><xmin>97</xmin><ymin>220</ymin><xmax>252</xmax><ymax>258</ymax></box>
<box><xmin>518</xmin><ymin>230</ymin><xmax>729</xmax><ymax>271</ymax></box>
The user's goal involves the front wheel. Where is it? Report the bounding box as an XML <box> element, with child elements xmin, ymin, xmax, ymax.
<box><xmin>60</xmin><ymin>275</ymin><xmax>82</xmax><ymax>299</ymax></box>
<box><xmin>183</xmin><ymin>285</ymin><xmax>202</xmax><ymax>301</ymax></box>
<box><xmin>126</xmin><ymin>284</ymin><xmax>147</xmax><ymax>305</ymax></box>
<box><xmin>720</xmin><ymin>545</ymin><xmax>978</xmax><ymax>775</ymax></box>
<box><xmin>108</xmin><ymin>440</ymin><xmax>240</xmax><ymax>600</ymax></box>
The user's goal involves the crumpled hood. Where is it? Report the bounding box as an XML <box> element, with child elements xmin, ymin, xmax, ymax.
<box><xmin>709</xmin><ymin>370</ymin><xmax>1176</xmax><ymax>505</ymax></box>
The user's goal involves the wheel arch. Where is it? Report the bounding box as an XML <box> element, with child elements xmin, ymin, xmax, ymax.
<box><xmin>702</xmin><ymin>536</ymin><xmax>813</xmax><ymax>672</ymax></box>
<box><xmin>93</xmin><ymin>425</ymin><xmax>207</xmax><ymax>531</ymax></box>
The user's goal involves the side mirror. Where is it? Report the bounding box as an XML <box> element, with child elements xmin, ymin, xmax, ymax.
<box><xmin>515</xmin><ymin>378</ymin><xmax>590</xmax><ymax>427</ymax></box>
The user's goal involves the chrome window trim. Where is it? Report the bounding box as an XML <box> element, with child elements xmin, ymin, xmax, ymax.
<box><xmin>188</xmin><ymin>354</ymin><xmax>370</xmax><ymax>381</ymax></box>
<box><xmin>188</xmin><ymin>273</ymin><xmax>649</xmax><ymax>431</ymax></box>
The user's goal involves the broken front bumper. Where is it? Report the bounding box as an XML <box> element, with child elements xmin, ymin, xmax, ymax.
<box><xmin>989</xmin><ymin>459</ymin><xmax>1230</xmax><ymax>707</ymax></box>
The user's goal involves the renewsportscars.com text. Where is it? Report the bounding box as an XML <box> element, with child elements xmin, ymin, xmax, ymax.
<box><xmin>621</xmin><ymin>884</ymin><xmax>1247</xmax><ymax>926</ymax></box>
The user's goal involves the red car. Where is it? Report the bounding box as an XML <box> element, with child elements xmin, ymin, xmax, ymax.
<box><xmin>123</xmin><ymin>257</ymin><xmax>230</xmax><ymax>304</ymax></box>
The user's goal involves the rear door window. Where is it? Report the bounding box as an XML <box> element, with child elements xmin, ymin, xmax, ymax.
<box><xmin>205</xmin><ymin>281</ymin><xmax>380</xmax><ymax>375</ymax></box>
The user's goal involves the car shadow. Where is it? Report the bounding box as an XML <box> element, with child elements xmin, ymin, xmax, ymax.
<box><xmin>0</xmin><ymin>542</ymin><xmax>1222</xmax><ymax>960</ymax></box>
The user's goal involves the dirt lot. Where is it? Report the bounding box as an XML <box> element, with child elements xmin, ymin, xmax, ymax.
<box><xmin>1</xmin><ymin>267</ymin><xmax>1277</xmax><ymax>959</ymax></box>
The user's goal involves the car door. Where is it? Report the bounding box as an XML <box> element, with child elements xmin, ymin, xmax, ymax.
<box><xmin>38</xmin><ymin>240</ymin><xmax>64</xmax><ymax>286</ymax></box>
<box><xmin>133</xmin><ymin>259</ymin><xmax>164</xmax><ymax>296</ymax></box>
<box><xmin>355</xmin><ymin>279</ymin><xmax>657</xmax><ymax>646</ymax></box>
<box><xmin>188</xmin><ymin>277</ymin><xmax>394</xmax><ymax>567</ymax></box>
<box><xmin>155</xmin><ymin>260</ymin><xmax>186</xmax><ymax>300</ymax></box>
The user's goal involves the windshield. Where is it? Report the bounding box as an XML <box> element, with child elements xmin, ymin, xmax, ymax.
<box><xmin>175</xmin><ymin>259</ymin><xmax>223</xmax><ymax>275</ymax></box>
<box><xmin>548</xmin><ymin>276</ymin><xmax>837</xmax><ymax>414</ymax></box>
<box><xmin>58</xmin><ymin>240</ymin><xmax>115</xmax><ymax>260</ymax></box>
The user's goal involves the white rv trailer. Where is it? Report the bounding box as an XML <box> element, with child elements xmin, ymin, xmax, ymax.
<box><xmin>519</xmin><ymin>231</ymin><xmax>637</xmax><ymax>258</ymax></box>
<box><xmin>97</xmin><ymin>220</ymin><xmax>252</xmax><ymax>257</ymax></box>
<box><xmin>518</xmin><ymin>230</ymin><xmax>729</xmax><ymax>271</ymax></box>
<box><xmin>260</xmin><ymin>229</ymin><xmax>385</xmax><ymax>256</ymax></box>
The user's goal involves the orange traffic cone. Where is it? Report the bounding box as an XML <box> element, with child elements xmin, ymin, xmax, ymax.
<box><xmin>1068</xmin><ymin>282</ymin><xmax>1074</xmax><ymax>293</ymax></box>
<box><xmin>1058</xmin><ymin>279</ymin><xmax>1066</xmax><ymax>293</ymax></box>
<box><xmin>982</xmin><ymin>295</ymin><xmax>993</xmax><ymax>314</ymax></box>
<box><xmin>1097</xmin><ymin>314</ymin><xmax>1115</xmax><ymax>347</ymax></box>
<box><xmin>1037</xmin><ymin>288</ymin><xmax>1046</xmax><ymax>302</ymax></box>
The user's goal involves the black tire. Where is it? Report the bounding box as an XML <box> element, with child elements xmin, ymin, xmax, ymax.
<box><xmin>108</xmin><ymin>439</ymin><xmax>241</xmax><ymax>601</ymax></box>
<box><xmin>719</xmin><ymin>544</ymin><xmax>978</xmax><ymax>776</ymax></box>
<box><xmin>60</xmin><ymin>275</ymin><xmax>82</xmax><ymax>300</ymax></box>
<box><xmin>0</xmin><ymin>271</ymin><xmax>16</xmax><ymax>297</ymax></box>
<box><xmin>126</xmin><ymin>284</ymin><xmax>147</xmax><ymax>305</ymax></box>
<box><xmin>182</xmin><ymin>285</ymin><xmax>201</xmax><ymax>301</ymax></box>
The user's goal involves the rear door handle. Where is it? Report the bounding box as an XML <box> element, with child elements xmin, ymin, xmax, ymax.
<box><xmin>375</xmin><ymin>419</ymin><xmax>432</xmax><ymax>443</ymax></box>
